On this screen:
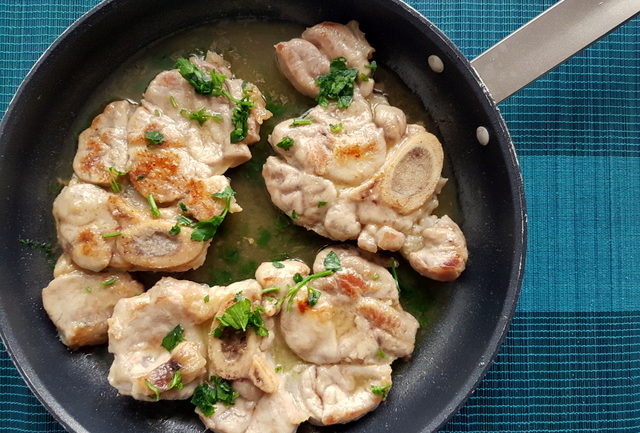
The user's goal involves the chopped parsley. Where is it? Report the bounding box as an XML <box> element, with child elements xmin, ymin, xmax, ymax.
<box><xmin>261</xmin><ymin>287</ymin><xmax>280</xmax><ymax>295</ymax></box>
<box><xmin>275</xmin><ymin>365</ymin><xmax>283</xmax><ymax>373</ymax></box>
<box><xmin>365</xmin><ymin>60</ymin><xmax>378</xmax><ymax>71</ymax></box>
<box><xmin>101</xmin><ymin>278</ymin><xmax>117</xmax><ymax>286</ymax></box>
<box><xmin>204</xmin><ymin>295</ymin><xmax>210</xmax><ymax>303</ymax></box>
<box><xmin>230</xmin><ymin>89</ymin><xmax>254</xmax><ymax>143</ymax></box>
<box><xmin>276</xmin><ymin>136</ymin><xmax>294</xmax><ymax>150</ymax></box>
<box><xmin>191</xmin><ymin>376</ymin><xmax>239</xmax><ymax>417</ymax></box>
<box><xmin>84</xmin><ymin>287</ymin><xmax>93</xmax><ymax>293</ymax></box>
<box><xmin>191</xmin><ymin>186</ymin><xmax>235</xmax><ymax>242</ymax></box>
<box><xmin>212</xmin><ymin>293</ymin><xmax>268</xmax><ymax>337</ymax></box>
<box><xmin>107</xmin><ymin>166</ymin><xmax>126</xmax><ymax>193</ymax></box>
<box><xmin>281</xmin><ymin>251</ymin><xmax>342</xmax><ymax>310</ymax></box>
<box><xmin>178</xmin><ymin>202</ymin><xmax>189</xmax><ymax>213</ymax></box>
<box><xmin>291</xmin><ymin>118</ymin><xmax>313</xmax><ymax>127</ymax></box>
<box><xmin>169</xmin><ymin>95</ymin><xmax>179</xmax><ymax>108</ymax></box>
<box><xmin>317</xmin><ymin>201</ymin><xmax>328</xmax><ymax>208</ymax></box>
<box><xmin>316</xmin><ymin>57</ymin><xmax>358</xmax><ymax>108</ymax></box>
<box><xmin>168</xmin><ymin>370</ymin><xmax>184</xmax><ymax>391</ymax></box>
<box><xmin>144</xmin><ymin>130</ymin><xmax>164</xmax><ymax>145</ymax></box>
<box><xmin>144</xmin><ymin>379</ymin><xmax>161</xmax><ymax>401</ymax></box>
<box><xmin>307</xmin><ymin>286</ymin><xmax>321</xmax><ymax>307</ymax></box>
<box><xmin>101</xmin><ymin>232</ymin><xmax>122</xmax><ymax>238</ymax></box>
<box><xmin>147</xmin><ymin>194</ymin><xmax>161</xmax><ymax>218</ymax></box>
<box><xmin>323</xmin><ymin>251</ymin><xmax>343</xmax><ymax>272</ymax></box>
<box><xmin>176</xmin><ymin>58</ymin><xmax>227</xmax><ymax>96</ymax></box>
<box><xmin>181</xmin><ymin>107</ymin><xmax>223</xmax><ymax>125</ymax></box>
<box><xmin>376</xmin><ymin>348</ymin><xmax>386</xmax><ymax>359</ymax></box>
<box><xmin>371</xmin><ymin>384</ymin><xmax>391</xmax><ymax>399</ymax></box>
<box><xmin>169</xmin><ymin>215</ymin><xmax>195</xmax><ymax>236</ymax></box>
<box><xmin>161</xmin><ymin>324</ymin><xmax>185</xmax><ymax>352</ymax></box>
<box><xmin>290</xmin><ymin>210</ymin><xmax>299</xmax><ymax>220</ymax></box>
<box><xmin>358</xmin><ymin>72</ymin><xmax>369</xmax><ymax>82</ymax></box>
<box><xmin>329</xmin><ymin>123</ymin><xmax>343</xmax><ymax>133</ymax></box>
<box><xmin>372</xmin><ymin>273</ymin><xmax>380</xmax><ymax>281</ymax></box>
<box><xmin>272</xmin><ymin>261</ymin><xmax>285</xmax><ymax>269</ymax></box>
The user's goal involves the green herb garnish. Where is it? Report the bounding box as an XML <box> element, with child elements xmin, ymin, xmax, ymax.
<box><xmin>169</xmin><ymin>95</ymin><xmax>179</xmax><ymax>108</ymax></box>
<box><xmin>161</xmin><ymin>324</ymin><xmax>185</xmax><ymax>352</ymax></box>
<box><xmin>204</xmin><ymin>295</ymin><xmax>210</xmax><ymax>303</ymax></box>
<box><xmin>191</xmin><ymin>186</ymin><xmax>235</xmax><ymax>242</ymax></box>
<box><xmin>281</xmin><ymin>251</ymin><xmax>341</xmax><ymax>310</ymax></box>
<box><xmin>365</xmin><ymin>60</ymin><xmax>378</xmax><ymax>71</ymax></box>
<box><xmin>276</xmin><ymin>137</ymin><xmax>294</xmax><ymax>150</ymax></box>
<box><xmin>307</xmin><ymin>286</ymin><xmax>321</xmax><ymax>307</ymax></box>
<box><xmin>147</xmin><ymin>194</ymin><xmax>161</xmax><ymax>218</ymax></box>
<box><xmin>358</xmin><ymin>72</ymin><xmax>369</xmax><ymax>82</ymax></box>
<box><xmin>230</xmin><ymin>90</ymin><xmax>254</xmax><ymax>143</ymax></box>
<box><xmin>178</xmin><ymin>202</ymin><xmax>189</xmax><ymax>213</ymax></box>
<box><xmin>167</xmin><ymin>370</ymin><xmax>184</xmax><ymax>391</ymax></box>
<box><xmin>290</xmin><ymin>210</ymin><xmax>299</xmax><ymax>220</ymax></box>
<box><xmin>181</xmin><ymin>107</ymin><xmax>223</xmax><ymax>126</ymax></box>
<box><xmin>176</xmin><ymin>58</ymin><xmax>227</xmax><ymax>96</ymax></box>
<box><xmin>371</xmin><ymin>384</ymin><xmax>391</xmax><ymax>399</ymax></box>
<box><xmin>101</xmin><ymin>278</ymin><xmax>117</xmax><ymax>286</ymax></box>
<box><xmin>272</xmin><ymin>261</ymin><xmax>285</xmax><ymax>268</ymax></box>
<box><xmin>375</xmin><ymin>348</ymin><xmax>386</xmax><ymax>359</ymax></box>
<box><xmin>144</xmin><ymin>379</ymin><xmax>161</xmax><ymax>401</ymax></box>
<box><xmin>316</xmin><ymin>57</ymin><xmax>358</xmax><ymax>108</ymax></box>
<box><xmin>275</xmin><ymin>365</ymin><xmax>283</xmax><ymax>373</ymax></box>
<box><xmin>107</xmin><ymin>166</ymin><xmax>126</xmax><ymax>193</ymax></box>
<box><xmin>101</xmin><ymin>232</ymin><xmax>122</xmax><ymax>238</ymax></box>
<box><xmin>329</xmin><ymin>123</ymin><xmax>343</xmax><ymax>133</ymax></box>
<box><xmin>317</xmin><ymin>201</ymin><xmax>328</xmax><ymax>208</ymax></box>
<box><xmin>84</xmin><ymin>287</ymin><xmax>93</xmax><ymax>293</ymax></box>
<box><xmin>212</xmin><ymin>293</ymin><xmax>268</xmax><ymax>337</ymax></box>
<box><xmin>191</xmin><ymin>376</ymin><xmax>239</xmax><ymax>417</ymax></box>
<box><xmin>291</xmin><ymin>118</ymin><xmax>313</xmax><ymax>127</ymax></box>
<box><xmin>261</xmin><ymin>287</ymin><xmax>280</xmax><ymax>295</ymax></box>
<box><xmin>145</xmin><ymin>130</ymin><xmax>164</xmax><ymax>145</ymax></box>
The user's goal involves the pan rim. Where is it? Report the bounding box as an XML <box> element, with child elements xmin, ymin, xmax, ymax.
<box><xmin>0</xmin><ymin>1</ymin><xmax>527</xmax><ymax>432</ymax></box>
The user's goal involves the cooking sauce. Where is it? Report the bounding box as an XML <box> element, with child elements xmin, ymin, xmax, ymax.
<box><xmin>54</xmin><ymin>20</ymin><xmax>461</xmax><ymax>333</ymax></box>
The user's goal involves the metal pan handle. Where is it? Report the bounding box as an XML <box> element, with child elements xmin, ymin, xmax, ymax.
<box><xmin>471</xmin><ymin>0</ymin><xmax>640</xmax><ymax>104</ymax></box>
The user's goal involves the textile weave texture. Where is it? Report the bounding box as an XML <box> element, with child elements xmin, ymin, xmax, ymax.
<box><xmin>1</xmin><ymin>0</ymin><xmax>639</xmax><ymax>432</ymax></box>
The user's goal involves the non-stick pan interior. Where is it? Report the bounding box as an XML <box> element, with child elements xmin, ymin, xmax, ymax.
<box><xmin>0</xmin><ymin>1</ymin><xmax>525</xmax><ymax>432</ymax></box>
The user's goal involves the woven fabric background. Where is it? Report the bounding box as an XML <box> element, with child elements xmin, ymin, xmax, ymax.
<box><xmin>1</xmin><ymin>1</ymin><xmax>639</xmax><ymax>432</ymax></box>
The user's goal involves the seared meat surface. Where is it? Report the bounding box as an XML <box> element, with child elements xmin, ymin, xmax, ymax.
<box><xmin>55</xmin><ymin>51</ymin><xmax>270</xmax><ymax>273</ymax></box>
<box><xmin>266</xmin><ymin>22</ymin><xmax>468</xmax><ymax>281</ymax></box>
<box><xmin>106</xmin><ymin>249</ymin><xmax>417</xmax><ymax>431</ymax></box>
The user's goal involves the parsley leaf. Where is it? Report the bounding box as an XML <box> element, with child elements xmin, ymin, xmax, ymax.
<box><xmin>276</xmin><ymin>137</ymin><xmax>294</xmax><ymax>150</ymax></box>
<box><xmin>291</xmin><ymin>118</ymin><xmax>313</xmax><ymax>127</ymax></box>
<box><xmin>376</xmin><ymin>348</ymin><xmax>386</xmax><ymax>359</ymax></box>
<box><xmin>371</xmin><ymin>384</ymin><xmax>391</xmax><ymax>399</ymax></box>
<box><xmin>307</xmin><ymin>286</ymin><xmax>321</xmax><ymax>307</ymax></box>
<box><xmin>181</xmin><ymin>107</ymin><xmax>223</xmax><ymax>125</ymax></box>
<box><xmin>230</xmin><ymin>91</ymin><xmax>254</xmax><ymax>143</ymax></box>
<box><xmin>101</xmin><ymin>278</ymin><xmax>117</xmax><ymax>286</ymax></box>
<box><xmin>161</xmin><ymin>324</ymin><xmax>185</xmax><ymax>352</ymax></box>
<box><xmin>329</xmin><ymin>123</ymin><xmax>343</xmax><ymax>133</ymax></box>
<box><xmin>213</xmin><ymin>294</ymin><xmax>268</xmax><ymax>337</ymax></box>
<box><xmin>18</xmin><ymin>239</ymin><xmax>57</xmax><ymax>268</ymax></box>
<box><xmin>191</xmin><ymin>187</ymin><xmax>235</xmax><ymax>242</ymax></box>
<box><xmin>316</xmin><ymin>57</ymin><xmax>358</xmax><ymax>108</ymax></box>
<box><xmin>323</xmin><ymin>251</ymin><xmax>342</xmax><ymax>272</ymax></box>
<box><xmin>147</xmin><ymin>194</ymin><xmax>161</xmax><ymax>218</ymax></box>
<box><xmin>145</xmin><ymin>130</ymin><xmax>164</xmax><ymax>145</ymax></box>
<box><xmin>167</xmin><ymin>370</ymin><xmax>184</xmax><ymax>391</ymax></box>
<box><xmin>191</xmin><ymin>376</ymin><xmax>239</xmax><ymax>417</ymax></box>
<box><xmin>144</xmin><ymin>379</ymin><xmax>161</xmax><ymax>401</ymax></box>
<box><xmin>281</xmin><ymin>252</ymin><xmax>342</xmax><ymax>311</ymax></box>
<box><xmin>272</xmin><ymin>261</ymin><xmax>285</xmax><ymax>268</ymax></box>
<box><xmin>101</xmin><ymin>232</ymin><xmax>122</xmax><ymax>238</ymax></box>
<box><xmin>107</xmin><ymin>166</ymin><xmax>126</xmax><ymax>193</ymax></box>
<box><xmin>176</xmin><ymin>58</ymin><xmax>227</xmax><ymax>96</ymax></box>
<box><xmin>365</xmin><ymin>60</ymin><xmax>378</xmax><ymax>71</ymax></box>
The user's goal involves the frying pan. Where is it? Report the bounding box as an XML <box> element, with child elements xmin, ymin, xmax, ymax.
<box><xmin>0</xmin><ymin>0</ymin><xmax>636</xmax><ymax>432</ymax></box>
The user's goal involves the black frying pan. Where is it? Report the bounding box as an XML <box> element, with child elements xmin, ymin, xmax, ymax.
<box><xmin>0</xmin><ymin>1</ymin><xmax>526</xmax><ymax>432</ymax></box>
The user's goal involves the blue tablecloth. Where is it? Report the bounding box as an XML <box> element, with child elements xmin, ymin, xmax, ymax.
<box><xmin>1</xmin><ymin>1</ymin><xmax>638</xmax><ymax>431</ymax></box>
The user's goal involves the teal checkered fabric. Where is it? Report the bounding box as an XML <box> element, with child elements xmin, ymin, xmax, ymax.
<box><xmin>1</xmin><ymin>1</ymin><xmax>638</xmax><ymax>431</ymax></box>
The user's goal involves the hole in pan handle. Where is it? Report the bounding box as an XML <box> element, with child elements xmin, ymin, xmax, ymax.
<box><xmin>470</xmin><ymin>0</ymin><xmax>640</xmax><ymax>104</ymax></box>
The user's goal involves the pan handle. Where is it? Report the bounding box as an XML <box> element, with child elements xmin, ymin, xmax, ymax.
<box><xmin>470</xmin><ymin>0</ymin><xmax>640</xmax><ymax>104</ymax></box>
